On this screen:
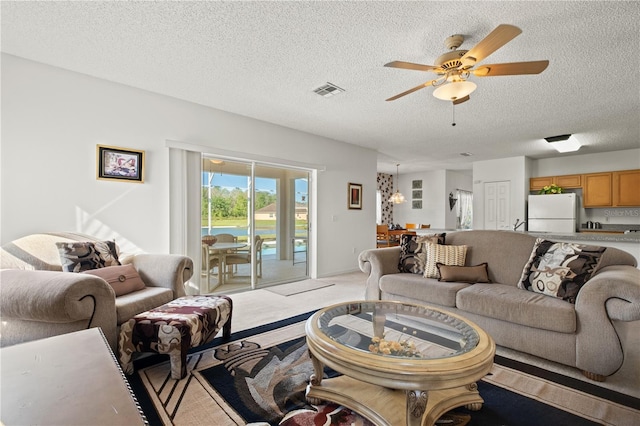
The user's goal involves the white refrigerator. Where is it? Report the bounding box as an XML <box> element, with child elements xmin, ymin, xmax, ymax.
<box><xmin>528</xmin><ymin>193</ymin><xmax>577</xmax><ymax>233</ymax></box>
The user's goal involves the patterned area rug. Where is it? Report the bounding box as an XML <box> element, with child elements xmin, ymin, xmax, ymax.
<box><xmin>128</xmin><ymin>311</ymin><xmax>640</xmax><ymax>426</ymax></box>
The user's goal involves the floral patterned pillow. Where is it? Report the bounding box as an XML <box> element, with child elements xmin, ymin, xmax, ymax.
<box><xmin>518</xmin><ymin>238</ymin><xmax>606</xmax><ymax>303</ymax></box>
<box><xmin>398</xmin><ymin>233</ymin><xmax>446</xmax><ymax>274</ymax></box>
<box><xmin>56</xmin><ymin>241</ymin><xmax>120</xmax><ymax>272</ymax></box>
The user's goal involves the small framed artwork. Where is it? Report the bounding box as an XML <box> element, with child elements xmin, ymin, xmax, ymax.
<box><xmin>412</xmin><ymin>200</ymin><xmax>422</xmax><ymax>209</ymax></box>
<box><xmin>348</xmin><ymin>182</ymin><xmax>363</xmax><ymax>210</ymax></box>
<box><xmin>412</xmin><ymin>180</ymin><xmax>422</xmax><ymax>189</ymax></box>
<box><xmin>412</xmin><ymin>190</ymin><xmax>422</xmax><ymax>200</ymax></box>
<box><xmin>97</xmin><ymin>145</ymin><xmax>145</xmax><ymax>183</ymax></box>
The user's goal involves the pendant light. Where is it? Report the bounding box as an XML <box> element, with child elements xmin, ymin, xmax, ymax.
<box><xmin>388</xmin><ymin>163</ymin><xmax>406</xmax><ymax>204</ymax></box>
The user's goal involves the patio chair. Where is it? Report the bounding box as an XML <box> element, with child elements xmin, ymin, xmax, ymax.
<box><xmin>225</xmin><ymin>235</ymin><xmax>263</xmax><ymax>278</ymax></box>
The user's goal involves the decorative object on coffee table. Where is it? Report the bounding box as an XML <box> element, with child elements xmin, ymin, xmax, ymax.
<box><xmin>119</xmin><ymin>295</ymin><xmax>233</xmax><ymax>379</ymax></box>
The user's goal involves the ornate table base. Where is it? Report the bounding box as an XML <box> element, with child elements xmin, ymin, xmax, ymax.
<box><xmin>306</xmin><ymin>375</ymin><xmax>483</xmax><ymax>426</ymax></box>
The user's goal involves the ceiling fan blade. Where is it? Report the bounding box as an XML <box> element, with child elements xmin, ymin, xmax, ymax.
<box><xmin>453</xmin><ymin>95</ymin><xmax>470</xmax><ymax>105</ymax></box>
<box><xmin>472</xmin><ymin>60</ymin><xmax>549</xmax><ymax>77</ymax></box>
<box><xmin>461</xmin><ymin>24</ymin><xmax>522</xmax><ymax>67</ymax></box>
<box><xmin>386</xmin><ymin>80</ymin><xmax>436</xmax><ymax>101</ymax></box>
<box><xmin>384</xmin><ymin>61</ymin><xmax>439</xmax><ymax>72</ymax></box>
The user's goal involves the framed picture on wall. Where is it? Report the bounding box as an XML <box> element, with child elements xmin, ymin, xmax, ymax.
<box><xmin>412</xmin><ymin>190</ymin><xmax>422</xmax><ymax>199</ymax></box>
<box><xmin>412</xmin><ymin>180</ymin><xmax>422</xmax><ymax>189</ymax></box>
<box><xmin>97</xmin><ymin>145</ymin><xmax>145</xmax><ymax>183</ymax></box>
<box><xmin>348</xmin><ymin>182</ymin><xmax>362</xmax><ymax>209</ymax></box>
<box><xmin>412</xmin><ymin>200</ymin><xmax>422</xmax><ymax>209</ymax></box>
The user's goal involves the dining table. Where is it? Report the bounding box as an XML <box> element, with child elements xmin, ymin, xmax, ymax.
<box><xmin>205</xmin><ymin>241</ymin><xmax>248</xmax><ymax>289</ymax></box>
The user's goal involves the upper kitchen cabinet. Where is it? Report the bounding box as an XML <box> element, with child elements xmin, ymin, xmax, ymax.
<box><xmin>529</xmin><ymin>174</ymin><xmax>581</xmax><ymax>191</ymax></box>
<box><xmin>613</xmin><ymin>169</ymin><xmax>640</xmax><ymax>207</ymax></box>
<box><xmin>583</xmin><ymin>172</ymin><xmax>613</xmax><ymax>207</ymax></box>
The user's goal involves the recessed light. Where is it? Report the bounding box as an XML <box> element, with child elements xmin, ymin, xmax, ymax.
<box><xmin>460</xmin><ymin>152</ymin><xmax>473</xmax><ymax>157</ymax></box>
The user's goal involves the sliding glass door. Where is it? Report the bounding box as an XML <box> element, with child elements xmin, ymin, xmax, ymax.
<box><xmin>201</xmin><ymin>156</ymin><xmax>309</xmax><ymax>293</ymax></box>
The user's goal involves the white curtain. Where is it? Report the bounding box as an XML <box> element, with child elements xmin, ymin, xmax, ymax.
<box><xmin>456</xmin><ymin>190</ymin><xmax>473</xmax><ymax>229</ymax></box>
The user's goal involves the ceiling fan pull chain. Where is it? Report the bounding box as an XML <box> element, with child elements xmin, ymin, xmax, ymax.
<box><xmin>452</xmin><ymin>103</ymin><xmax>456</xmax><ymax>127</ymax></box>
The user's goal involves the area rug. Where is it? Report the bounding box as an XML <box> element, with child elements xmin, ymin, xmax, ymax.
<box><xmin>127</xmin><ymin>311</ymin><xmax>640</xmax><ymax>426</ymax></box>
<box><xmin>265</xmin><ymin>280</ymin><xmax>334</xmax><ymax>296</ymax></box>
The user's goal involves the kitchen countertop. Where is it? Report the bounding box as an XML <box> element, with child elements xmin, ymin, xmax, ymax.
<box><xmin>416</xmin><ymin>228</ymin><xmax>640</xmax><ymax>243</ymax></box>
<box><xmin>528</xmin><ymin>231</ymin><xmax>640</xmax><ymax>243</ymax></box>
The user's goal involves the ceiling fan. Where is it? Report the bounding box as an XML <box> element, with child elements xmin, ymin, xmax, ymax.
<box><xmin>385</xmin><ymin>24</ymin><xmax>549</xmax><ymax>104</ymax></box>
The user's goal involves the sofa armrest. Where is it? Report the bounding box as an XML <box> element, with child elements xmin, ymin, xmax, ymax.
<box><xmin>358</xmin><ymin>247</ymin><xmax>401</xmax><ymax>300</ymax></box>
<box><xmin>574</xmin><ymin>265</ymin><xmax>640</xmax><ymax>376</ymax></box>
<box><xmin>127</xmin><ymin>254</ymin><xmax>193</xmax><ymax>298</ymax></box>
<box><xmin>0</xmin><ymin>269</ymin><xmax>118</xmax><ymax>348</ymax></box>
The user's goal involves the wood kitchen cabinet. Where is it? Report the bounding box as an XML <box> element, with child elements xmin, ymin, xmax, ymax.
<box><xmin>555</xmin><ymin>174</ymin><xmax>581</xmax><ymax>188</ymax></box>
<box><xmin>613</xmin><ymin>169</ymin><xmax>640</xmax><ymax>207</ymax></box>
<box><xmin>529</xmin><ymin>177</ymin><xmax>554</xmax><ymax>191</ymax></box>
<box><xmin>583</xmin><ymin>172</ymin><xmax>612</xmax><ymax>207</ymax></box>
<box><xmin>529</xmin><ymin>174</ymin><xmax>581</xmax><ymax>191</ymax></box>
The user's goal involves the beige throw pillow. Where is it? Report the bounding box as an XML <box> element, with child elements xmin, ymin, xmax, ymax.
<box><xmin>424</xmin><ymin>244</ymin><xmax>468</xmax><ymax>279</ymax></box>
<box><xmin>83</xmin><ymin>264</ymin><xmax>145</xmax><ymax>296</ymax></box>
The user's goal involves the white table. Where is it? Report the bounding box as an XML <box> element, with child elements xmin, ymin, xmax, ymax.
<box><xmin>0</xmin><ymin>328</ymin><xmax>147</xmax><ymax>425</ymax></box>
<box><xmin>206</xmin><ymin>241</ymin><xmax>247</xmax><ymax>289</ymax></box>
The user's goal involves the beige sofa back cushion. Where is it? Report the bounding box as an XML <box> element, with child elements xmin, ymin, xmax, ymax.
<box><xmin>445</xmin><ymin>231</ymin><xmax>537</xmax><ymax>286</ymax></box>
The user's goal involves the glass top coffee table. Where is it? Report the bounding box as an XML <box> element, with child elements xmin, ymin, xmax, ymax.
<box><xmin>305</xmin><ymin>301</ymin><xmax>495</xmax><ymax>426</ymax></box>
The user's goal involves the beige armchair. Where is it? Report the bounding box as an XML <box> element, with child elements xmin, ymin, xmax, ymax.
<box><xmin>0</xmin><ymin>232</ymin><xmax>193</xmax><ymax>351</ymax></box>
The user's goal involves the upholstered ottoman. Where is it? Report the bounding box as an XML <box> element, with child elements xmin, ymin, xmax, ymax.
<box><xmin>119</xmin><ymin>295</ymin><xmax>232</xmax><ymax>379</ymax></box>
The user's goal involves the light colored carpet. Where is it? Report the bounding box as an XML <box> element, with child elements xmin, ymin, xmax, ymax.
<box><xmin>265</xmin><ymin>280</ymin><xmax>334</xmax><ymax>296</ymax></box>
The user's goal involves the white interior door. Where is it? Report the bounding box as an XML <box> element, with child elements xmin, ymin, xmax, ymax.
<box><xmin>484</xmin><ymin>181</ymin><xmax>511</xmax><ymax>230</ymax></box>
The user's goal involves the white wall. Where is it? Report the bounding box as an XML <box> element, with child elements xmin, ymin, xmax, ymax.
<box><xmin>532</xmin><ymin>149</ymin><xmax>640</xmax><ymax>176</ymax></box>
<box><xmin>1</xmin><ymin>54</ymin><xmax>377</xmax><ymax>277</ymax></box>
<box><xmin>393</xmin><ymin>170</ymin><xmax>472</xmax><ymax>229</ymax></box>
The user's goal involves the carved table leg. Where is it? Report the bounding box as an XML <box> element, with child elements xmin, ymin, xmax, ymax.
<box><xmin>406</xmin><ymin>390</ymin><xmax>428</xmax><ymax>426</ymax></box>
<box><xmin>463</xmin><ymin>382</ymin><xmax>483</xmax><ymax>411</ymax></box>
<box><xmin>306</xmin><ymin>349</ymin><xmax>325</xmax><ymax>405</ymax></box>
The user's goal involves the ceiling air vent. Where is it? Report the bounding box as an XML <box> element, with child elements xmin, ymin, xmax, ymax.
<box><xmin>313</xmin><ymin>82</ymin><xmax>345</xmax><ymax>97</ymax></box>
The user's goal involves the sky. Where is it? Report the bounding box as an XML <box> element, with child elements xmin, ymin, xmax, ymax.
<box><xmin>202</xmin><ymin>172</ymin><xmax>308</xmax><ymax>202</ymax></box>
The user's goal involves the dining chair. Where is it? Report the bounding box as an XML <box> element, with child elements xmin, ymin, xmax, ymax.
<box><xmin>405</xmin><ymin>223</ymin><xmax>417</xmax><ymax>229</ymax></box>
<box><xmin>421</xmin><ymin>224</ymin><xmax>431</xmax><ymax>229</ymax></box>
<box><xmin>376</xmin><ymin>224</ymin><xmax>396</xmax><ymax>248</ymax></box>
<box><xmin>225</xmin><ymin>235</ymin><xmax>264</xmax><ymax>278</ymax></box>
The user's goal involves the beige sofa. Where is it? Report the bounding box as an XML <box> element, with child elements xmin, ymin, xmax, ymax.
<box><xmin>359</xmin><ymin>230</ymin><xmax>640</xmax><ymax>381</ymax></box>
<box><xmin>0</xmin><ymin>232</ymin><xmax>193</xmax><ymax>351</ymax></box>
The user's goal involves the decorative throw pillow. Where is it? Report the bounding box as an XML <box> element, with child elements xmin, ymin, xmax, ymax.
<box><xmin>83</xmin><ymin>264</ymin><xmax>146</xmax><ymax>296</ymax></box>
<box><xmin>518</xmin><ymin>238</ymin><xmax>607</xmax><ymax>304</ymax></box>
<box><xmin>398</xmin><ymin>233</ymin><xmax>446</xmax><ymax>274</ymax></box>
<box><xmin>437</xmin><ymin>262</ymin><xmax>490</xmax><ymax>284</ymax></box>
<box><xmin>56</xmin><ymin>240</ymin><xmax>120</xmax><ymax>273</ymax></box>
<box><xmin>424</xmin><ymin>244</ymin><xmax>468</xmax><ymax>279</ymax></box>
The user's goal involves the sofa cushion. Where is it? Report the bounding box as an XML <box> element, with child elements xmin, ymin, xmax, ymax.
<box><xmin>518</xmin><ymin>238</ymin><xmax>607</xmax><ymax>303</ymax></box>
<box><xmin>115</xmin><ymin>287</ymin><xmax>174</xmax><ymax>325</ymax></box>
<box><xmin>83</xmin><ymin>264</ymin><xmax>146</xmax><ymax>297</ymax></box>
<box><xmin>437</xmin><ymin>262</ymin><xmax>490</xmax><ymax>284</ymax></box>
<box><xmin>398</xmin><ymin>233</ymin><xmax>446</xmax><ymax>274</ymax></box>
<box><xmin>379</xmin><ymin>273</ymin><xmax>471</xmax><ymax>307</ymax></box>
<box><xmin>56</xmin><ymin>241</ymin><xmax>120</xmax><ymax>272</ymax></box>
<box><xmin>456</xmin><ymin>283</ymin><xmax>576</xmax><ymax>333</ymax></box>
<box><xmin>424</xmin><ymin>244</ymin><xmax>468</xmax><ymax>278</ymax></box>
<box><xmin>445</xmin><ymin>231</ymin><xmax>538</xmax><ymax>287</ymax></box>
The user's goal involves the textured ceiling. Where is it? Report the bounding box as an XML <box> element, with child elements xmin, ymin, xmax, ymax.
<box><xmin>2</xmin><ymin>1</ymin><xmax>639</xmax><ymax>174</ymax></box>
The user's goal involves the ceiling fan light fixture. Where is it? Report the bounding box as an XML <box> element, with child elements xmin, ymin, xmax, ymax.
<box><xmin>545</xmin><ymin>134</ymin><xmax>581</xmax><ymax>153</ymax></box>
<box><xmin>433</xmin><ymin>80</ymin><xmax>477</xmax><ymax>101</ymax></box>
